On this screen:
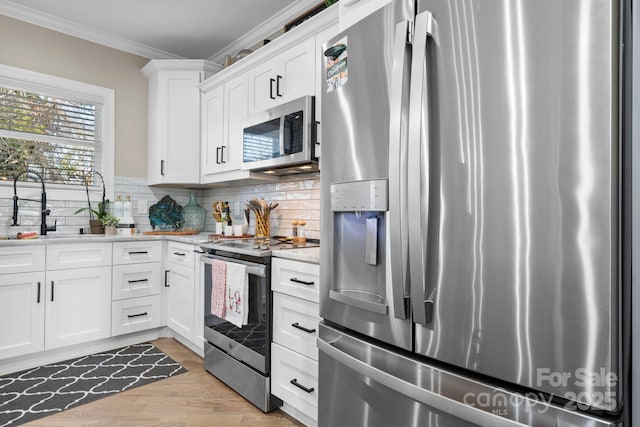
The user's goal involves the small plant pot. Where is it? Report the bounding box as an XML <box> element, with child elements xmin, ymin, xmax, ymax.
<box><xmin>104</xmin><ymin>226</ymin><xmax>117</xmax><ymax>235</ymax></box>
<box><xmin>89</xmin><ymin>219</ymin><xmax>104</xmax><ymax>234</ymax></box>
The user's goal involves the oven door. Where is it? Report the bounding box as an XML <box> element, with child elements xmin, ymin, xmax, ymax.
<box><xmin>201</xmin><ymin>254</ymin><xmax>269</xmax><ymax>374</ymax></box>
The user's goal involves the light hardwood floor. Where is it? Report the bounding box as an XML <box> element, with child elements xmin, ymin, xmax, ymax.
<box><xmin>24</xmin><ymin>338</ymin><xmax>303</xmax><ymax>427</ymax></box>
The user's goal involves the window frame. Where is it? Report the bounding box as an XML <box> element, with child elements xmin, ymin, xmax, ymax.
<box><xmin>0</xmin><ymin>64</ymin><xmax>114</xmax><ymax>202</ymax></box>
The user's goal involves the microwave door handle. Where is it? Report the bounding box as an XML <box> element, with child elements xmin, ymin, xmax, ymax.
<box><xmin>279</xmin><ymin>116</ymin><xmax>285</xmax><ymax>156</ymax></box>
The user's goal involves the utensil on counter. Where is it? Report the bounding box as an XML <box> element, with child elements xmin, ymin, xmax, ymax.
<box><xmin>246</xmin><ymin>197</ymin><xmax>278</xmax><ymax>239</ymax></box>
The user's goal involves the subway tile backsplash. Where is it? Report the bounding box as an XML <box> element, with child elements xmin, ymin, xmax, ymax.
<box><xmin>0</xmin><ymin>174</ymin><xmax>321</xmax><ymax>239</ymax></box>
<box><xmin>202</xmin><ymin>173</ymin><xmax>321</xmax><ymax>240</ymax></box>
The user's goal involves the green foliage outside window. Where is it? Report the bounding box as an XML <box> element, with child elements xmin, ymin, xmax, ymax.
<box><xmin>0</xmin><ymin>87</ymin><xmax>98</xmax><ymax>185</ymax></box>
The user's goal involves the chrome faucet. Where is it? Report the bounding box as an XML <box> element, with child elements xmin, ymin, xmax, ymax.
<box><xmin>12</xmin><ymin>170</ymin><xmax>57</xmax><ymax>236</ymax></box>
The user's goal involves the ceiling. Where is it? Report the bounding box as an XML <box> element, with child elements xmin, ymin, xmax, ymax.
<box><xmin>0</xmin><ymin>0</ymin><xmax>321</xmax><ymax>64</ymax></box>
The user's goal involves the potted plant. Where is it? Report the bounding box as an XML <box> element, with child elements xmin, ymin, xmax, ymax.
<box><xmin>75</xmin><ymin>171</ymin><xmax>109</xmax><ymax>234</ymax></box>
<box><xmin>75</xmin><ymin>200</ymin><xmax>109</xmax><ymax>234</ymax></box>
<box><xmin>100</xmin><ymin>212</ymin><xmax>120</xmax><ymax>235</ymax></box>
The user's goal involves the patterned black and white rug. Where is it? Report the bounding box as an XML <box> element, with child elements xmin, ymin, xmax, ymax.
<box><xmin>0</xmin><ymin>342</ymin><xmax>187</xmax><ymax>426</ymax></box>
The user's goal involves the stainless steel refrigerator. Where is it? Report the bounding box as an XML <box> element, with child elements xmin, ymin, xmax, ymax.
<box><xmin>319</xmin><ymin>0</ymin><xmax>631</xmax><ymax>425</ymax></box>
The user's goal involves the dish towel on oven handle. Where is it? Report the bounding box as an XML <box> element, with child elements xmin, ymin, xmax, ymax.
<box><xmin>210</xmin><ymin>259</ymin><xmax>226</xmax><ymax>318</ymax></box>
<box><xmin>224</xmin><ymin>262</ymin><xmax>248</xmax><ymax>327</ymax></box>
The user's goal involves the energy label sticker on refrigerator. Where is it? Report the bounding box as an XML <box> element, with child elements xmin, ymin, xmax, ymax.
<box><xmin>325</xmin><ymin>37</ymin><xmax>348</xmax><ymax>93</ymax></box>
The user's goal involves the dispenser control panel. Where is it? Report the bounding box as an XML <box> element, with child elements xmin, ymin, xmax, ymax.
<box><xmin>330</xmin><ymin>179</ymin><xmax>388</xmax><ymax>212</ymax></box>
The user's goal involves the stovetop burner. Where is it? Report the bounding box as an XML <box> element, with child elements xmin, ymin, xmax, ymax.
<box><xmin>199</xmin><ymin>236</ymin><xmax>319</xmax><ymax>257</ymax></box>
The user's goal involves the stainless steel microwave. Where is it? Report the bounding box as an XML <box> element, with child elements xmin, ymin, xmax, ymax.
<box><xmin>241</xmin><ymin>95</ymin><xmax>317</xmax><ymax>174</ymax></box>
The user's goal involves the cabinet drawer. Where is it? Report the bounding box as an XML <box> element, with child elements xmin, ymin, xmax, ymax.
<box><xmin>112</xmin><ymin>263</ymin><xmax>162</xmax><ymax>300</ymax></box>
<box><xmin>271</xmin><ymin>343</ymin><xmax>318</xmax><ymax>422</ymax></box>
<box><xmin>47</xmin><ymin>243</ymin><xmax>112</xmax><ymax>270</ymax></box>
<box><xmin>113</xmin><ymin>241</ymin><xmax>162</xmax><ymax>265</ymax></box>
<box><xmin>273</xmin><ymin>292</ymin><xmax>320</xmax><ymax>361</ymax></box>
<box><xmin>112</xmin><ymin>295</ymin><xmax>162</xmax><ymax>336</ymax></box>
<box><xmin>166</xmin><ymin>241</ymin><xmax>195</xmax><ymax>268</ymax></box>
<box><xmin>272</xmin><ymin>258</ymin><xmax>319</xmax><ymax>303</ymax></box>
<box><xmin>0</xmin><ymin>245</ymin><xmax>45</xmax><ymax>274</ymax></box>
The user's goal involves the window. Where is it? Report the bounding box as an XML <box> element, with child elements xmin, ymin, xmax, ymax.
<box><xmin>0</xmin><ymin>65</ymin><xmax>114</xmax><ymax>197</ymax></box>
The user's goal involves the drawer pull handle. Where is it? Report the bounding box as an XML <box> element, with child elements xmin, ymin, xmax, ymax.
<box><xmin>128</xmin><ymin>251</ymin><xmax>149</xmax><ymax>255</ymax></box>
<box><xmin>37</xmin><ymin>282</ymin><xmax>41</xmax><ymax>303</ymax></box>
<box><xmin>291</xmin><ymin>322</ymin><xmax>316</xmax><ymax>334</ymax></box>
<box><xmin>127</xmin><ymin>312</ymin><xmax>148</xmax><ymax>318</ymax></box>
<box><xmin>290</xmin><ymin>378</ymin><xmax>314</xmax><ymax>394</ymax></box>
<box><xmin>173</xmin><ymin>252</ymin><xmax>186</xmax><ymax>256</ymax></box>
<box><xmin>165</xmin><ymin>270</ymin><xmax>170</xmax><ymax>287</ymax></box>
<box><xmin>290</xmin><ymin>278</ymin><xmax>315</xmax><ymax>286</ymax></box>
<box><xmin>128</xmin><ymin>278</ymin><xmax>149</xmax><ymax>284</ymax></box>
<box><xmin>51</xmin><ymin>281</ymin><xmax>55</xmax><ymax>302</ymax></box>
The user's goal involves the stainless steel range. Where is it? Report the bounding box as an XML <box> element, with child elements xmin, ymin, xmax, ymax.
<box><xmin>199</xmin><ymin>237</ymin><xmax>318</xmax><ymax>412</ymax></box>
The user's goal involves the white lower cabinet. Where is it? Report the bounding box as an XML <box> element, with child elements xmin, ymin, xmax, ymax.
<box><xmin>271</xmin><ymin>343</ymin><xmax>319</xmax><ymax>421</ymax></box>
<box><xmin>271</xmin><ymin>257</ymin><xmax>320</xmax><ymax>426</ymax></box>
<box><xmin>165</xmin><ymin>242</ymin><xmax>198</xmax><ymax>347</ymax></box>
<box><xmin>166</xmin><ymin>263</ymin><xmax>195</xmax><ymax>340</ymax></box>
<box><xmin>273</xmin><ymin>292</ymin><xmax>320</xmax><ymax>360</ymax></box>
<box><xmin>111</xmin><ymin>241</ymin><xmax>162</xmax><ymax>337</ymax></box>
<box><xmin>44</xmin><ymin>243</ymin><xmax>113</xmax><ymax>350</ymax></box>
<box><xmin>0</xmin><ymin>238</ymin><xmax>201</xmax><ymax>364</ymax></box>
<box><xmin>112</xmin><ymin>295</ymin><xmax>162</xmax><ymax>336</ymax></box>
<box><xmin>0</xmin><ymin>272</ymin><xmax>45</xmax><ymax>359</ymax></box>
<box><xmin>45</xmin><ymin>266</ymin><xmax>112</xmax><ymax>350</ymax></box>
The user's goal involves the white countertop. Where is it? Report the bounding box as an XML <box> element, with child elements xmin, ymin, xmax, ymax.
<box><xmin>0</xmin><ymin>232</ymin><xmax>321</xmax><ymax>264</ymax></box>
<box><xmin>272</xmin><ymin>246</ymin><xmax>320</xmax><ymax>264</ymax></box>
<box><xmin>0</xmin><ymin>232</ymin><xmax>211</xmax><ymax>247</ymax></box>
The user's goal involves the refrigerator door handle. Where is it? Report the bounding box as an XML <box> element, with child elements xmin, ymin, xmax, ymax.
<box><xmin>388</xmin><ymin>19</ymin><xmax>412</xmax><ymax>319</ymax></box>
<box><xmin>408</xmin><ymin>10</ymin><xmax>437</xmax><ymax>327</ymax></box>
<box><xmin>318</xmin><ymin>334</ymin><xmax>524</xmax><ymax>427</ymax></box>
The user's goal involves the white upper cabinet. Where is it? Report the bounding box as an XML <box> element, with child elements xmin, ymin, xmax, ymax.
<box><xmin>198</xmin><ymin>5</ymin><xmax>338</xmax><ymax>185</ymax></box>
<box><xmin>248</xmin><ymin>37</ymin><xmax>316</xmax><ymax>114</ymax></box>
<box><xmin>142</xmin><ymin>60</ymin><xmax>216</xmax><ymax>186</ymax></box>
<box><xmin>200</xmin><ymin>73</ymin><xmax>251</xmax><ymax>183</ymax></box>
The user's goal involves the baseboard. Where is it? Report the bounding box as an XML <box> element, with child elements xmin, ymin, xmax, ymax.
<box><xmin>0</xmin><ymin>328</ymin><xmax>164</xmax><ymax>376</ymax></box>
<box><xmin>279</xmin><ymin>402</ymin><xmax>317</xmax><ymax>427</ymax></box>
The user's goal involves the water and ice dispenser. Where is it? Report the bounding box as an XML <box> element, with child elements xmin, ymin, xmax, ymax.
<box><xmin>329</xmin><ymin>179</ymin><xmax>389</xmax><ymax>315</ymax></box>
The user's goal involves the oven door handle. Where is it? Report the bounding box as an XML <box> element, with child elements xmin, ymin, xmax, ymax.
<box><xmin>200</xmin><ymin>254</ymin><xmax>266</xmax><ymax>277</ymax></box>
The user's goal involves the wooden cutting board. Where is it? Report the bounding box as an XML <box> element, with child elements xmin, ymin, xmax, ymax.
<box><xmin>142</xmin><ymin>230</ymin><xmax>201</xmax><ymax>235</ymax></box>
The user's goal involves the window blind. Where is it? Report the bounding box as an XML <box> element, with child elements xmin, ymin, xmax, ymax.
<box><xmin>0</xmin><ymin>87</ymin><xmax>102</xmax><ymax>185</ymax></box>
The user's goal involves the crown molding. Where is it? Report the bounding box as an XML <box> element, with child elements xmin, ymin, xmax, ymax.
<box><xmin>0</xmin><ymin>0</ymin><xmax>183</xmax><ymax>59</ymax></box>
<box><xmin>207</xmin><ymin>0</ymin><xmax>322</xmax><ymax>65</ymax></box>
<box><xmin>0</xmin><ymin>0</ymin><xmax>333</xmax><ymax>62</ymax></box>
